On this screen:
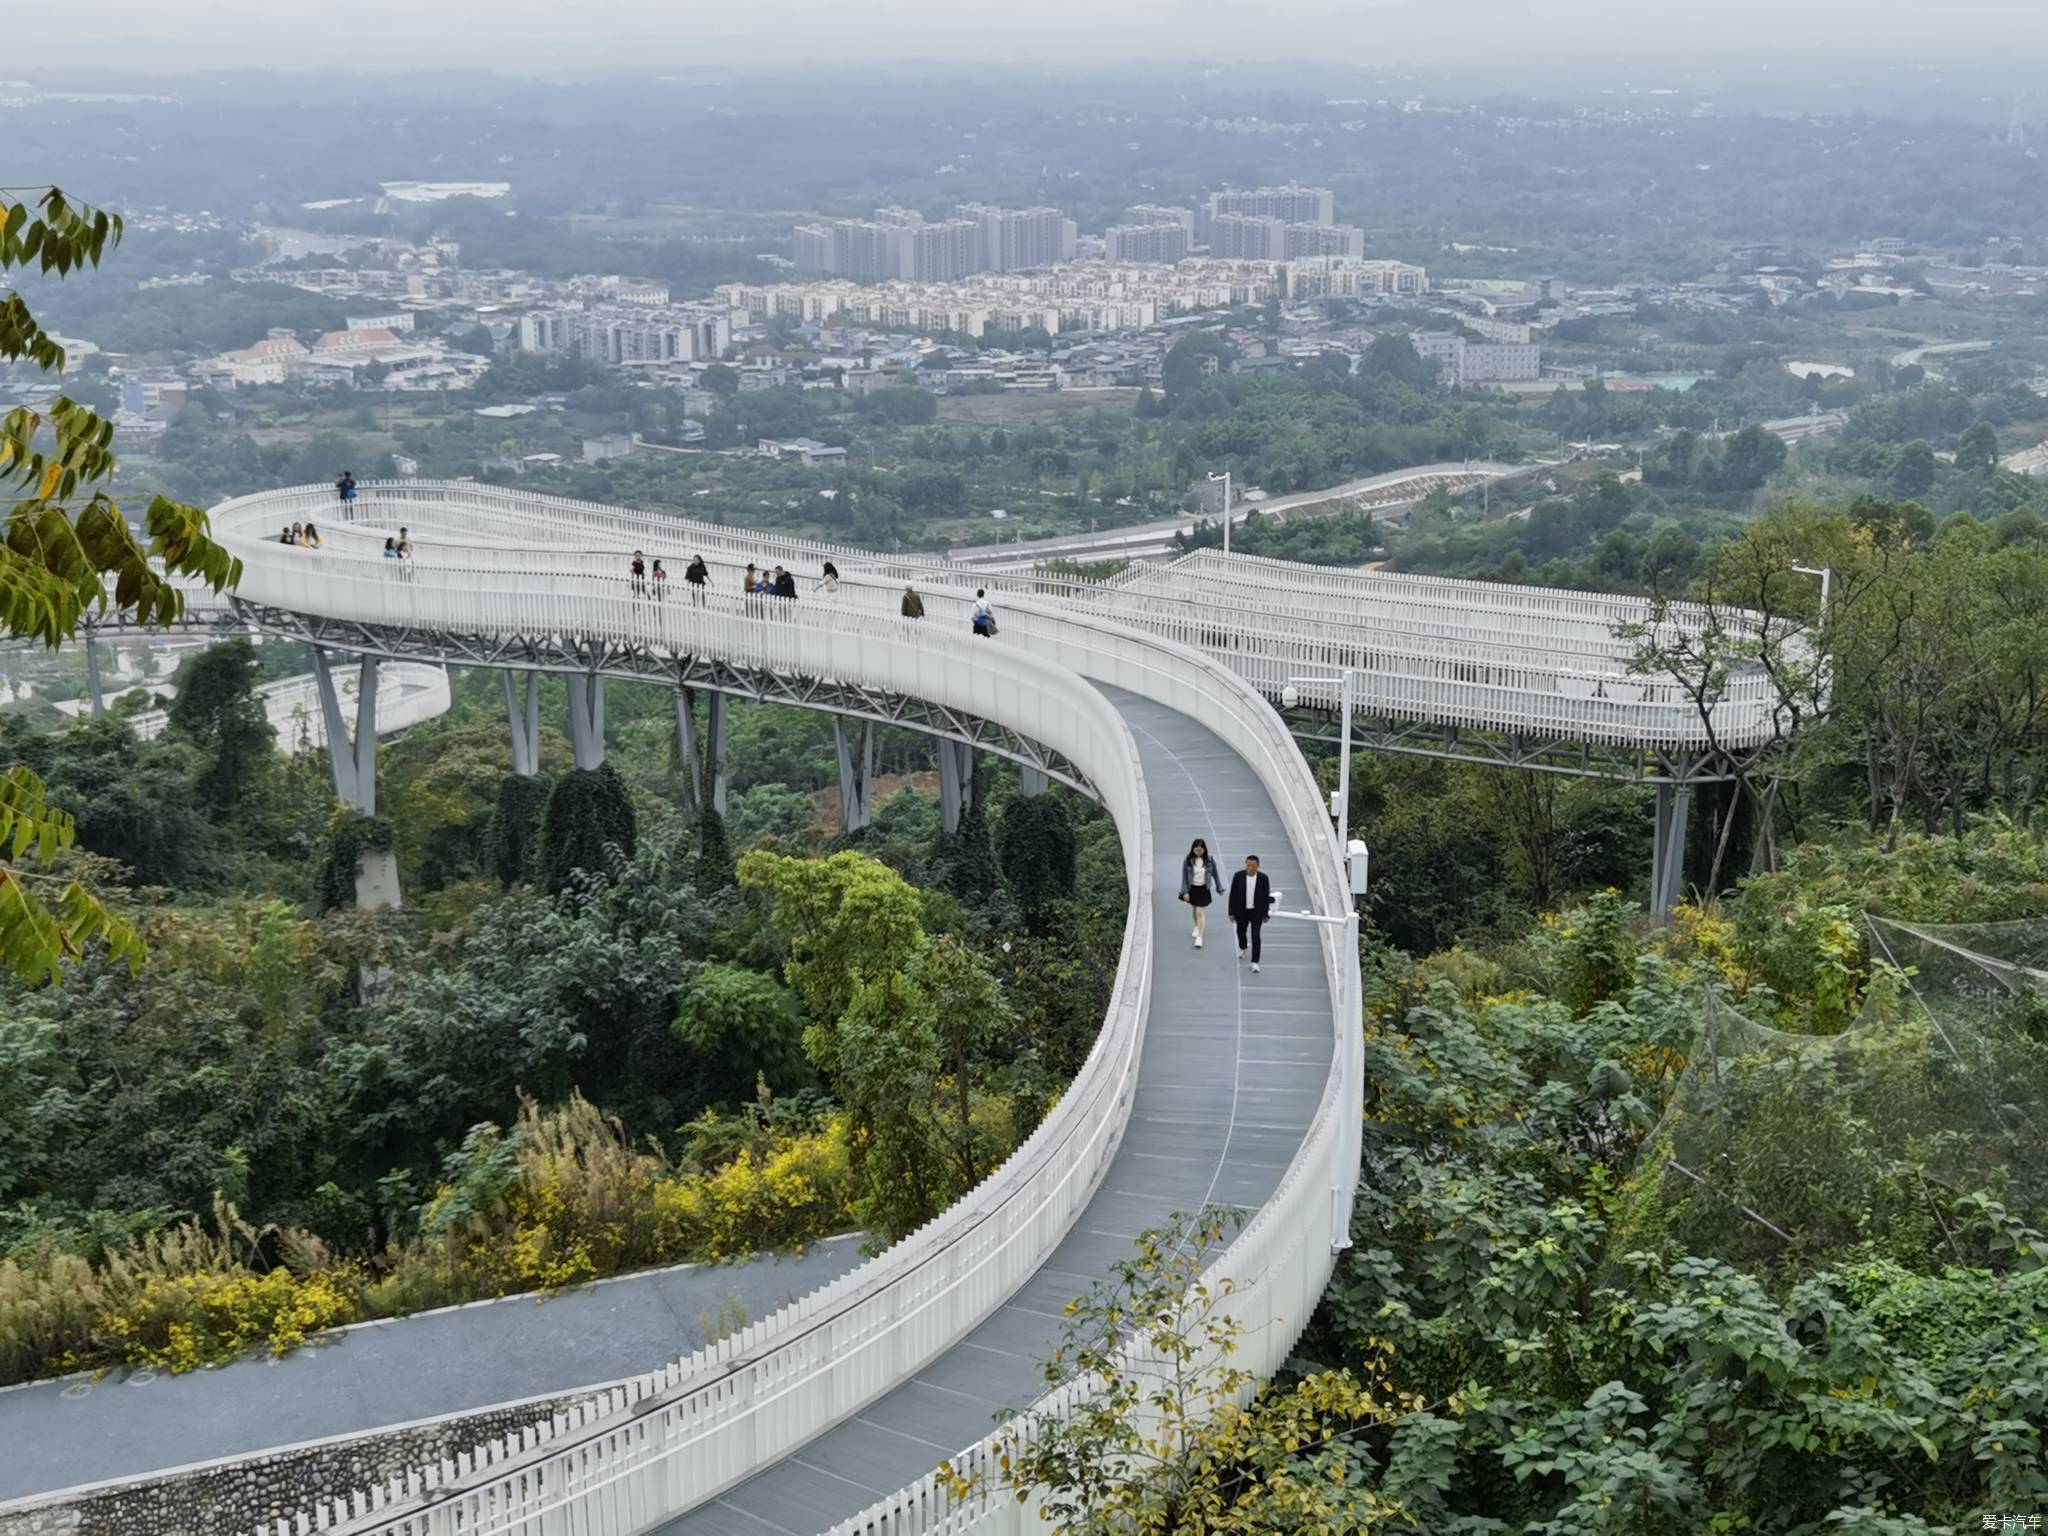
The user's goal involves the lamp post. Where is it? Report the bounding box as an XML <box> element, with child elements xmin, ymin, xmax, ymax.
<box><xmin>1791</xmin><ymin>563</ymin><xmax>1832</xmax><ymax>621</ymax></box>
<box><xmin>1206</xmin><ymin>469</ymin><xmax>1232</xmax><ymax>556</ymax></box>
<box><xmin>1281</xmin><ymin>671</ymin><xmax>1367</xmax><ymax>901</ymax></box>
<box><xmin>1279</xmin><ymin>668</ymin><xmax>1367</xmax><ymax>1255</ymax></box>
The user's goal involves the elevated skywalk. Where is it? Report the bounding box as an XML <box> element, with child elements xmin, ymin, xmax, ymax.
<box><xmin>661</xmin><ymin>691</ymin><xmax>1331</xmax><ymax>1534</ymax></box>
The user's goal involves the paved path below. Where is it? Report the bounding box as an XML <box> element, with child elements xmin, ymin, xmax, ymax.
<box><xmin>0</xmin><ymin>1239</ymin><xmax>864</xmax><ymax>1505</ymax></box>
<box><xmin>658</xmin><ymin>687</ymin><xmax>1334</xmax><ymax>1536</ymax></box>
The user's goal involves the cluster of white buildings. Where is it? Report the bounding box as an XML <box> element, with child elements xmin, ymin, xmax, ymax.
<box><xmin>717</xmin><ymin>255</ymin><xmax>1428</xmax><ymax>340</ymax></box>
<box><xmin>195</xmin><ymin>324</ymin><xmax>487</xmax><ymax>392</ymax></box>
<box><xmin>516</xmin><ymin>302</ymin><xmax>733</xmax><ymax>369</ymax></box>
<box><xmin>796</xmin><ymin>204</ymin><xmax>1079</xmax><ymax>284</ymax></box>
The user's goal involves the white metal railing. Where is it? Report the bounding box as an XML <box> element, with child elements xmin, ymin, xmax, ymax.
<box><xmin>208</xmin><ymin>482</ymin><xmax>1782</xmax><ymax>752</ymax></box>
<box><xmin>213</xmin><ymin>496</ymin><xmax>1161</xmax><ymax>1536</ymax></box>
<box><xmin>206</xmin><ymin>481</ymin><xmax>1357</xmax><ymax>1536</ymax></box>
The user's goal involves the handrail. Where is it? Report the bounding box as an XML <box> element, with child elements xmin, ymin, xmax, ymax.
<box><xmin>211</xmin><ymin>490</ymin><xmax>1166</xmax><ymax>1536</ymax></box>
<box><xmin>214</xmin><ymin>482</ymin><xmax>1782</xmax><ymax>751</ymax></box>
<box><xmin>210</xmin><ymin>480</ymin><xmax>1358</xmax><ymax>1536</ymax></box>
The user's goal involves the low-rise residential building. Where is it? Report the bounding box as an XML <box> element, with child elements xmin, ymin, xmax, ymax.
<box><xmin>1411</xmin><ymin>331</ymin><xmax>1541</xmax><ymax>385</ymax></box>
<box><xmin>757</xmin><ymin>436</ymin><xmax>848</xmax><ymax>465</ymax></box>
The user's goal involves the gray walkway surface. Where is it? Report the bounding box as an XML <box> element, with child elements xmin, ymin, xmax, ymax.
<box><xmin>661</xmin><ymin>688</ymin><xmax>1334</xmax><ymax>1536</ymax></box>
<box><xmin>0</xmin><ymin>1238</ymin><xmax>864</xmax><ymax>1504</ymax></box>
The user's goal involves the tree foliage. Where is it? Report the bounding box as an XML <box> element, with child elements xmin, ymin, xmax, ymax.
<box><xmin>0</xmin><ymin>185</ymin><xmax>241</xmax><ymax>982</ymax></box>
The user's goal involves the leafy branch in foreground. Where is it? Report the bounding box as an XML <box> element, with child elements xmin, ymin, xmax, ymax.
<box><xmin>0</xmin><ymin>184</ymin><xmax>243</xmax><ymax>980</ymax></box>
<box><xmin>944</xmin><ymin>1207</ymin><xmax>1428</xmax><ymax>1535</ymax></box>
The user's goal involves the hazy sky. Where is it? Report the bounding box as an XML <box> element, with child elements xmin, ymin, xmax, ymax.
<box><xmin>17</xmin><ymin>0</ymin><xmax>2045</xmax><ymax>75</ymax></box>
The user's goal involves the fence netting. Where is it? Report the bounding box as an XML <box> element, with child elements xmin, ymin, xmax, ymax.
<box><xmin>1619</xmin><ymin>917</ymin><xmax>2048</xmax><ymax>1278</ymax></box>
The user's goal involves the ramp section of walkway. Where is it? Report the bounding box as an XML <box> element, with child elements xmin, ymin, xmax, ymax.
<box><xmin>0</xmin><ymin>1241</ymin><xmax>864</xmax><ymax>1507</ymax></box>
<box><xmin>659</xmin><ymin>692</ymin><xmax>1332</xmax><ymax>1535</ymax></box>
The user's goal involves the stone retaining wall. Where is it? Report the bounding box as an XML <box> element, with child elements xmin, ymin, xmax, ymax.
<box><xmin>0</xmin><ymin>1384</ymin><xmax>611</xmax><ymax>1536</ymax></box>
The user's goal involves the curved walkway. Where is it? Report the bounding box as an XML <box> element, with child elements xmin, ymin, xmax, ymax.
<box><xmin>0</xmin><ymin>1241</ymin><xmax>863</xmax><ymax>1507</ymax></box>
<box><xmin>661</xmin><ymin>692</ymin><xmax>1331</xmax><ymax>1535</ymax></box>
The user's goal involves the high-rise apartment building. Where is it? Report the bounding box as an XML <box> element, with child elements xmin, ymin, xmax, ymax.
<box><xmin>796</xmin><ymin>208</ymin><xmax>999</xmax><ymax>283</ymax></box>
<box><xmin>795</xmin><ymin>224</ymin><xmax>835</xmax><ymax>278</ymax></box>
<box><xmin>1104</xmin><ymin>222</ymin><xmax>1191</xmax><ymax>264</ymax></box>
<box><xmin>953</xmin><ymin>204</ymin><xmax>1079</xmax><ymax>272</ymax></box>
<box><xmin>518</xmin><ymin>304</ymin><xmax>731</xmax><ymax>366</ymax></box>
<box><xmin>1199</xmin><ymin>184</ymin><xmax>1338</xmax><ymax>247</ymax></box>
<box><xmin>1207</xmin><ymin>214</ymin><xmax>1289</xmax><ymax>261</ymax></box>
<box><xmin>1283</xmin><ymin>223</ymin><xmax>1368</xmax><ymax>260</ymax></box>
<box><xmin>1123</xmin><ymin>204</ymin><xmax>1195</xmax><ymax>237</ymax></box>
<box><xmin>909</xmin><ymin>218</ymin><xmax>985</xmax><ymax>282</ymax></box>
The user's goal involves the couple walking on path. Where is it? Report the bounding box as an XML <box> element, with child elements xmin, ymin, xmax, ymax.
<box><xmin>1178</xmin><ymin>839</ymin><xmax>1277</xmax><ymax>971</ymax></box>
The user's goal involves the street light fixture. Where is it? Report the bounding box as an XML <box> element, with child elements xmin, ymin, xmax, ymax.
<box><xmin>1791</xmin><ymin>563</ymin><xmax>1833</xmax><ymax>621</ymax></box>
<box><xmin>1283</xmin><ymin>671</ymin><xmax>1369</xmax><ymax>900</ymax></box>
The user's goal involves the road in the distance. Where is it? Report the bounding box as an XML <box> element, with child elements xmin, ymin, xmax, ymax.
<box><xmin>947</xmin><ymin>461</ymin><xmax>1517</xmax><ymax>567</ymax></box>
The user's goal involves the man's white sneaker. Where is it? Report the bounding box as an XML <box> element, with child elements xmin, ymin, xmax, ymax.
<box><xmin>1251</xmin><ymin>962</ymin><xmax>1261</xmax><ymax>974</ymax></box>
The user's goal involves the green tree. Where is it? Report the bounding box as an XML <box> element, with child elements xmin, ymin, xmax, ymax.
<box><xmin>166</xmin><ymin>638</ymin><xmax>274</xmax><ymax>811</ymax></box>
<box><xmin>2</xmin><ymin>185</ymin><xmax>239</xmax><ymax>981</ymax></box>
<box><xmin>536</xmin><ymin>764</ymin><xmax>637</xmax><ymax>893</ymax></box>
<box><xmin>1956</xmin><ymin>420</ymin><xmax>2000</xmax><ymax>474</ymax></box>
<box><xmin>996</xmin><ymin>792</ymin><xmax>1077</xmax><ymax>928</ymax></box>
<box><xmin>1718</xmin><ymin>424</ymin><xmax>1788</xmax><ymax>493</ymax></box>
<box><xmin>1892</xmin><ymin>438</ymin><xmax>1939</xmax><ymax>497</ymax></box>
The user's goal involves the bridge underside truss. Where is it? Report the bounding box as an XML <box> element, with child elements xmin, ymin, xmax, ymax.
<box><xmin>234</xmin><ymin>601</ymin><xmax>1100</xmax><ymax>803</ymax></box>
<box><xmin>1283</xmin><ymin>706</ymin><xmax>1771</xmax><ymax>785</ymax></box>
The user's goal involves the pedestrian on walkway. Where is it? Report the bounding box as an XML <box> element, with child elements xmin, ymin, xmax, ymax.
<box><xmin>335</xmin><ymin>470</ymin><xmax>356</xmax><ymax>505</ymax></box>
<box><xmin>383</xmin><ymin>537</ymin><xmax>399</xmax><ymax>561</ymax></box>
<box><xmin>289</xmin><ymin>521</ymin><xmax>306</xmax><ymax>545</ymax></box>
<box><xmin>821</xmin><ymin>560</ymin><xmax>840</xmax><ymax>594</ymax></box>
<box><xmin>1179</xmin><ymin>837</ymin><xmax>1220</xmax><ymax>948</ymax></box>
<box><xmin>396</xmin><ymin>527</ymin><xmax>412</xmax><ymax>559</ymax></box>
<box><xmin>901</xmin><ymin>585</ymin><xmax>925</xmax><ymax>619</ymax></box>
<box><xmin>630</xmin><ymin>549</ymin><xmax>647</xmax><ymax>597</ymax></box>
<box><xmin>280</xmin><ymin>524</ymin><xmax>297</xmax><ymax>545</ymax></box>
<box><xmin>651</xmin><ymin>559</ymin><xmax>667</xmax><ymax>599</ymax></box>
<box><xmin>971</xmin><ymin>588</ymin><xmax>996</xmax><ymax>637</ymax></box>
<box><xmin>1228</xmin><ymin>854</ymin><xmax>1275</xmax><ymax>972</ymax></box>
<box><xmin>774</xmin><ymin>565</ymin><xmax>796</xmax><ymax>599</ymax></box>
<box><xmin>685</xmin><ymin>555</ymin><xmax>708</xmax><ymax>603</ymax></box>
<box><xmin>743</xmin><ymin>561</ymin><xmax>758</xmax><ymax>597</ymax></box>
<box><xmin>301</xmin><ymin>519</ymin><xmax>323</xmax><ymax>548</ymax></box>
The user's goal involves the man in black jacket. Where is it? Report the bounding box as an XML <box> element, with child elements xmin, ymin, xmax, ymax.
<box><xmin>1227</xmin><ymin>854</ymin><xmax>1275</xmax><ymax>972</ymax></box>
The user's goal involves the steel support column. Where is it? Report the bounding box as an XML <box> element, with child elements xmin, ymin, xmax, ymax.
<box><xmin>1651</xmin><ymin>783</ymin><xmax>1673</xmax><ymax>919</ymax></box>
<box><xmin>1017</xmin><ymin>764</ymin><xmax>1049</xmax><ymax>797</ymax></box>
<box><xmin>502</xmin><ymin>670</ymin><xmax>541</xmax><ymax>777</ymax></box>
<box><xmin>564</xmin><ymin>673</ymin><xmax>605</xmax><ymax>772</ymax></box>
<box><xmin>706</xmin><ymin>692</ymin><xmax>729</xmax><ymax>815</ymax></box>
<box><xmin>310</xmin><ymin>648</ymin><xmax>381</xmax><ymax>812</ymax></box>
<box><xmin>1651</xmin><ymin>777</ymin><xmax>1694</xmax><ymax>918</ymax></box>
<box><xmin>938</xmin><ymin>739</ymin><xmax>975</xmax><ymax>834</ymax></box>
<box><xmin>84</xmin><ymin>631</ymin><xmax>105</xmax><ymax>719</ymax></box>
<box><xmin>835</xmin><ymin>718</ymin><xmax>875</xmax><ymax>833</ymax></box>
<box><xmin>675</xmin><ymin>689</ymin><xmax>701</xmax><ymax>808</ymax></box>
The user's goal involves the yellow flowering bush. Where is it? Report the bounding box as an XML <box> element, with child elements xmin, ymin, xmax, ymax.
<box><xmin>654</xmin><ymin>1117</ymin><xmax>855</xmax><ymax>1260</ymax></box>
